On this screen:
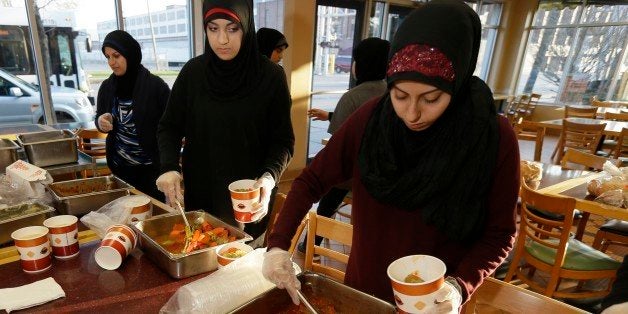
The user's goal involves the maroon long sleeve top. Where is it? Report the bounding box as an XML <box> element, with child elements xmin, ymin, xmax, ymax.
<box><xmin>268</xmin><ymin>98</ymin><xmax>520</xmax><ymax>304</ymax></box>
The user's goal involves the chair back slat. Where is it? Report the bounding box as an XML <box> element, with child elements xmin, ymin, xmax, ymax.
<box><xmin>560</xmin><ymin>148</ymin><xmax>620</xmax><ymax>170</ymax></box>
<box><xmin>304</xmin><ymin>212</ymin><xmax>353</xmax><ymax>282</ymax></box>
<box><xmin>565</xmin><ymin>106</ymin><xmax>598</xmax><ymax>119</ymax></box>
<box><xmin>556</xmin><ymin>119</ymin><xmax>606</xmax><ymax>163</ymax></box>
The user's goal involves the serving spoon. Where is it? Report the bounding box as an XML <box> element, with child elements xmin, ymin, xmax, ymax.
<box><xmin>174</xmin><ymin>200</ymin><xmax>193</xmax><ymax>252</ymax></box>
<box><xmin>296</xmin><ymin>290</ymin><xmax>318</xmax><ymax>314</ymax></box>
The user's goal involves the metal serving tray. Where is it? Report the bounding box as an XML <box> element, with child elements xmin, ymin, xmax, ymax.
<box><xmin>16</xmin><ymin>130</ymin><xmax>78</xmax><ymax>167</ymax></box>
<box><xmin>47</xmin><ymin>175</ymin><xmax>133</xmax><ymax>216</ymax></box>
<box><xmin>0</xmin><ymin>139</ymin><xmax>19</xmax><ymax>172</ymax></box>
<box><xmin>130</xmin><ymin>211</ymin><xmax>253</xmax><ymax>279</ymax></box>
<box><xmin>0</xmin><ymin>201</ymin><xmax>55</xmax><ymax>245</ymax></box>
<box><xmin>230</xmin><ymin>271</ymin><xmax>397</xmax><ymax>313</ymax></box>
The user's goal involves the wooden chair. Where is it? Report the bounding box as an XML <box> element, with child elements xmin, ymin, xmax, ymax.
<box><xmin>504</xmin><ymin>184</ymin><xmax>620</xmax><ymax>299</ymax></box>
<box><xmin>304</xmin><ymin>211</ymin><xmax>352</xmax><ymax>282</ymax></box>
<box><xmin>75</xmin><ymin>128</ymin><xmax>110</xmax><ymax>177</ymax></box>
<box><xmin>560</xmin><ymin>147</ymin><xmax>620</xmax><ymax>171</ymax></box>
<box><xmin>603</xmin><ymin>111</ymin><xmax>628</xmax><ymax>122</ymax></box>
<box><xmin>554</xmin><ymin>119</ymin><xmax>606</xmax><ymax>164</ymax></box>
<box><xmin>514</xmin><ymin>119</ymin><xmax>545</xmax><ymax>162</ymax></box>
<box><xmin>263</xmin><ymin>192</ymin><xmax>307</xmax><ymax>254</ymax></box>
<box><xmin>564</xmin><ymin>105</ymin><xmax>598</xmax><ymax>119</ymax></box>
<box><xmin>592</xmin><ymin>219</ymin><xmax>628</xmax><ymax>253</ymax></box>
<box><xmin>592</xmin><ymin>99</ymin><xmax>616</xmax><ymax>108</ymax></box>
<box><xmin>608</xmin><ymin>127</ymin><xmax>628</xmax><ymax>159</ymax></box>
<box><xmin>463</xmin><ymin>277</ymin><xmax>588</xmax><ymax>314</ymax></box>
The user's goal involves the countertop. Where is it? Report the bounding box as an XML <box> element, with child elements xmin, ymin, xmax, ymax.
<box><xmin>0</xmin><ymin>240</ymin><xmax>206</xmax><ymax>313</ymax></box>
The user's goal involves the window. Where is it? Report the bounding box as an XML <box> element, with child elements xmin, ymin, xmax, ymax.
<box><xmin>168</xmin><ymin>25</ymin><xmax>176</xmax><ymax>33</ymax></box>
<box><xmin>177</xmin><ymin>24</ymin><xmax>185</xmax><ymax>33</ymax></box>
<box><xmin>0</xmin><ymin>26</ymin><xmax>31</xmax><ymax>74</ymax></box>
<box><xmin>160</xmin><ymin>26</ymin><xmax>167</xmax><ymax>34</ymax></box>
<box><xmin>517</xmin><ymin>0</ymin><xmax>628</xmax><ymax>104</ymax></box>
<box><xmin>465</xmin><ymin>1</ymin><xmax>502</xmax><ymax>80</ymax></box>
<box><xmin>177</xmin><ymin>10</ymin><xmax>185</xmax><ymax>19</ymax></box>
<box><xmin>168</xmin><ymin>12</ymin><xmax>175</xmax><ymax>20</ymax></box>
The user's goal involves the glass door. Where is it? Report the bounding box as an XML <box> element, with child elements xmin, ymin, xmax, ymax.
<box><xmin>308</xmin><ymin>0</ymin><xmax>365</xmax><ymax>160</ymax></box>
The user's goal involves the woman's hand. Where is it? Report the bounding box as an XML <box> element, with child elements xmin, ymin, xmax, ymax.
<box><xmin>156</xmin><ymin>171</ymin><xmax>184</xmax><ymax>208</ymax></box>
<box><xmin>251</xmin><ymin>172</ymin><xmax>275</xmax><ymax>222</ymax></box>
<box><xmin>262</xmin><ymin>248</ymin><xmax>301</xmax><ymax>305</ymax></box>
<box><xmin>307</xmin><ymin>109</ymin><xmax>329</xmax><ymax>121</ymax></box>
<box><xmin>97</xmin><ymin>113</ymin><xmax>114</xmax><ymax>132</ymax></box>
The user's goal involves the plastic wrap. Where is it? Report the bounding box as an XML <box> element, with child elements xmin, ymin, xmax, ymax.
<box><xmin>585</xmin><ymin>161</ymin><xmax>628</xmax><ymax>208</ymax></box>
<box><xmin>0</xmin><ymin>174</ymin><xmax>52</xmax><ymax>209</ymax></box>
<box><xmin>160</xmin><ymin>248</ymin><xmax>301</xmax><ymax>314</ymax></box>
<box><xmin>80</xmin><ymin>195</ymin><xmax>150</xmax><ymax>238</ymax></box>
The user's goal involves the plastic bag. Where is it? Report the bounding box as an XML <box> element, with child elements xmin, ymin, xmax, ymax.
<box><xmin>521</xmin><ymin>160</ymin><xmax>543</xmax><ymax>182</ymax></box>
<box><xmin>160</xmin><ymin>248</ymin><xmax>301</xmax><ymax>314</ymax></box>
<box><xmin>587</xmin><ymin>176</ymin><xmax>624</xmax><ymax>197</ymax></box>
<box><xmin>595</xmin><ymin>189</ymin><xmax>627</xmax><ymax>208</ymax></box>
<box><xmin>80</xmin><ymin>195</ymin><xmax>151</xmax><ymax>238</ymax></box>
<box><xmin>0</xmin><ymin>174</ymin><xmax>52</xmax><ymax>208</ymax></box>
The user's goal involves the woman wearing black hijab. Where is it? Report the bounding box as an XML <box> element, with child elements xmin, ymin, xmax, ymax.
<box><xmin>157</xmin><ymin>0</ymin><xmax>294</xmax><ymax>244</ymax></box>
<box><xmin>264</xmin><ymin>0</ymin><xmax>519</xmax><ymax>311</ymax></box>
<box><xmin>96</xmin><ymin>30</ymin><xmax>170</xmax><ymax>201</ymax></box>
<box><xmin>302</xmin><ymin>37</ymin><xmax>389</xmax><ymax>251</ymax></box>
<box><xmin>256</xmin><ymin>27</ymin><xmax>289</xmax><ymax>64</ymax></box>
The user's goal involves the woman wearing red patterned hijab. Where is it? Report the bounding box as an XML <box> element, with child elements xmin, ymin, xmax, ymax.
<box><xmin>264</xmin><ymin>0</ymin><xmax>520</xmax><ymax>311</ymax></box>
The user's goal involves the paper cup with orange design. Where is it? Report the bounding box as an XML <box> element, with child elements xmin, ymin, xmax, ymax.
<box><xmin>11</xmin><ymin>226</ymin><xmax>52</xmax><ymax>273</ymax></box>
<box><xmin>228</xmin><ymin>179</ymin><xmax>261</xmax><ymax>223</ymax></box>
<box><xmin>43</xmin><ymin>215</ymin><xmax>80</xmax><ymax>259</ymax></box>
<box><xmin>387</xmin><ymin>255</ymin><xmax>447</xmax><ymax>313</ymax></box>
<box><xmin>94</xmin><ymin>224</ymin><xmax>137</xmax><ymax>270</ymax></box>
<box><xmin>125</xmin><ymin>195</ymin><xmax>153</xmax><ymax>223</ymax></box>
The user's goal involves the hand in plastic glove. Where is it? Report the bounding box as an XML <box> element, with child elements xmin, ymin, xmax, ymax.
<box><xmin>262</xmin><ymin>248</ymin><xmax>301</xmax><ymax>305</ymax></box>
<box><xmin>97</xmin><ymin>113</ymin><xmax>114</xmax><ymax>132</ymax></box>
<box><xmin>156</xmin><ymin>171</ymin><xmax>183</xmax><ymax>208</ymax></box>
<box><xmin>251</xmin><ymin>172</ymin><xmax>275</xmax><ymax>222</ymax></box>
<box><xmin>307</xmin><ymin>108</ymin><xmax>329</xmax><ymax>121</ymax></box>
<box><xmin>430</xmin><ymin>277</ymin><xmax>463</xmax><ymax>314</ymax></box>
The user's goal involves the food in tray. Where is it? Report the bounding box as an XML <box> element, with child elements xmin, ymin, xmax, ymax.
<box><xmin>234</xmin><ymin>188</ymin><xmax>254</xmax><ymax>192</ymax></box>
<box><xmin>155</xmin><ymin>221</ymin><xmax>236</xmax><ymax>254</ymax></box>
<box><xmin>278</xmin><ymin>294</ymin><xmax>336</xmax><ymax>314</ymax></box>
<box><xmin>404</xmin><ymin>271</ymin><xmax>425</xmax><ymax>283</ymax></box>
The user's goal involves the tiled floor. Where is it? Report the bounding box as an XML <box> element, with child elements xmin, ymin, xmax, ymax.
<box><xmin>278</xmin><ymin>132</ymin><xmax>627</xmax><ymax>312</ymax></box>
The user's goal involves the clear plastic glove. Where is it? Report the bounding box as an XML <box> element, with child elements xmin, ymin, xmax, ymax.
<box><xmin>307</xmin><ymin>108</ymin><xmax>329</xmax><ymax>121</ymax></box>
<box><xmin>97</xmin><ymin>113</ymin><xmax>114</xmax><ymax>132</ymax></box>
<box><xmin>430</xmin><ymin>278</ymin><xmax>463</xmax><ymax>314</ymax></box>
<box><xmin>251</xmin><ymin>172</ymin><xmax>275</xmax><ymax>222</ymax></box>
<box><xmin>262</xmin><ymin>248</ymin><xmax>301</xmax><ymax>305</ymax></box>
<box><xmin>156</xmin><ymin>171</ymin><xmax>183</xmax><ymax>208</ymax></box>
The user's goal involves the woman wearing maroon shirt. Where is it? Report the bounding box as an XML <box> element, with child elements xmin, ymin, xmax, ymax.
<box><xmin>263</xmin><ymin>0</ymin><xmax>520</xmax><ymax>312</ymax></box>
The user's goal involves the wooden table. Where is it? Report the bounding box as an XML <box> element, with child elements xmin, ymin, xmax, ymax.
<box><xmin>532</xmin><ymin>163</ymin><xmax>628</xmax><ymax>221</ymax></box>
<box><xmin>536</xmin><ymin>117</ymin><xmax>628</xmax><ymax>137</ymax></box>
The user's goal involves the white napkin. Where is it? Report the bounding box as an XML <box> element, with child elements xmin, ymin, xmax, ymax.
<box><xmin>0</xmin><ymin>277</ymin><xmax>65</xmax><ymax>313</ymax></box>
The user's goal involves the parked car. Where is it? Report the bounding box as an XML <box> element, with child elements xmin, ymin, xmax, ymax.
<box><xmin>0</xmin><ymin>68</ymin><xmax>94</xmax><ymax>125</ymax></box>
<box><xmin>334</xmin><ymin>46</ymin><xmax>354</xmax><ymax>74</ymax></box>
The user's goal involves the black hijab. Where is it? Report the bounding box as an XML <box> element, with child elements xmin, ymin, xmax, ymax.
<box><xmin>202</xmin><ymin>0</ymin><xmax>261</xmax><ymax>99</ymax></box>
<box><xmin>358</xmin><ymin>0</ymin><xmax>499</xmax><ymax>242</ymax></box>
<box><xmin>256</xmin><ymin>27</ymin><xmax>288</xmax><ymax>59</ymax></box>
<box><xmin>101</xmin><ymin>30</ymin><xmax>142</xmax><ymax>99</ymax></box>
<box><xmin>353</xmin><ymin>37</ymin><xmax>389</xmax><ymax>86</ymax></box>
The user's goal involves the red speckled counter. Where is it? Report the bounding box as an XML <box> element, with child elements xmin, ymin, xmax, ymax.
<box><xmin>0</xmin><ymin>240</ymin><xmax>206</xmax><ymax>313</ymax></box>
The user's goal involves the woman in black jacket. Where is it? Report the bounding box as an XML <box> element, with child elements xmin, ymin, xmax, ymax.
<box><xmin>156</xmin><ymin>0</ymin><xmax>294</xmax><ymax>243</ymax></box>
<box><xmin>96</xmin><ymin>30</ymin><xmax>170</xmax><ymax>201</ymax></box>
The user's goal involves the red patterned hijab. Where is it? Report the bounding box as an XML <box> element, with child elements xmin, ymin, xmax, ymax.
<box><xmin>358</xmin><ymin>0</ymin><xmax>499</xmax><ymax>241</ymax></box>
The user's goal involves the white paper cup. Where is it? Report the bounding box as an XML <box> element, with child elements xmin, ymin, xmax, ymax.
<box><xmin>11</xmin><ymin>226</ymin><xmax>52</xmax><ymax>273</ymax></box>
<box><xmin>126</xmin><ymin>195</ymin><xmax>153</xmax><ymax>223</ymax></box>
<box><xmin>228</xmin><ymin>179</ymin><xmax>261</xmax><ymax>223</ymax></box>
<box><xmin>95</xmin><ymin>224</ymin><xmax>137</xmax><ymax>270</ymax></box>
<box><xmin>44</xmin><ymin>215</ymin><xmax>79</xmax><ymax>259</ymax></box>
<box><xmin>387</xmin><ymin>255</ymin><xmax>447</xmax><ymax>313</ymax></box>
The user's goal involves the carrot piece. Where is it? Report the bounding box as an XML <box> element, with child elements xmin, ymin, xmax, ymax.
<box><xmin>198</xmin><ymin>234</ymin><xmax>210</xmax><ymax>244</ymax></box>
<box><xmin>209</xmin><ymin>241</ymin><xmax>217</xmax><ymax>247</ymax></box>
<box><xmin>229</xmin><ymin>236</ymin><xmax>236</xmax><ymax>242</ymax></box>
<box><xmin>185</xmin><ymin>242</ymin><xmax>195</xmax><ymax>253</ymax></box>
<box><xmin>201</xmin><ymin>221</ymin><xmax>212</xmax><ymax>232</ymax></box>
<box><xmin>172</xmin><ymin>223</ymin><xmax>185</xmax><ymax>231</ymax></box>
<box><xmin>169</xmin><ymin>230</ymin><xmax>183</xmax><ymax>238</ymax></box>
<box><xmin>211</xmin><ymin>227</ymin><xmax>225</xmax><ymax>235</ymax></box>
<box><xmin>192</xmin><ymin>229</ymin><xmax>201</xmax><ymax>242</ymax></box>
